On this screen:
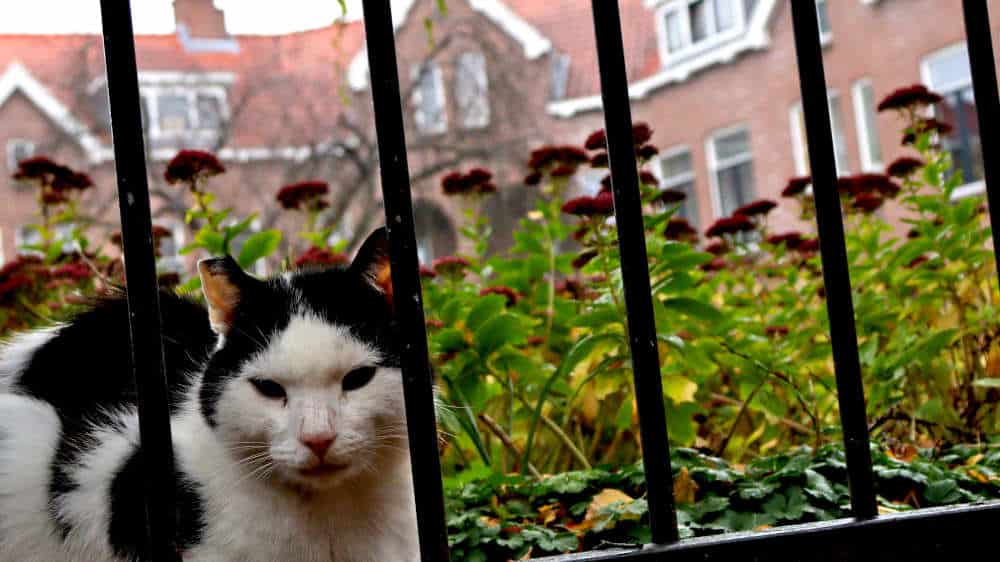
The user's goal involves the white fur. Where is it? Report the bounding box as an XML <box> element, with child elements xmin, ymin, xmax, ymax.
<box><xmin>0</xmin><ymin>325</ymin><xmax>62</xmax><ymax>391</ymax></box>
<box><xmin>0</xmin><ymin>313</ymin><xmax>418</xmax><ymax>561</ymax></box>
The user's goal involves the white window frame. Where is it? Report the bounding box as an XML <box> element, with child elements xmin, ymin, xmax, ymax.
<box><xmin>6</xmin><ymin>139</ymin><xmax>35</xmax><ymax>172</ymax></box>
<box><xmin>655</xmin><ymin>0</ymin><xmax>750</xmax><ymax>68</ymax></box>
<box><xmin>654</xmin><ymin>145</ymin><xmax>699</xmax><ymax>224</ymax></box>
<box><xmin>157</xmin><ymin>221</ymin><xmax>186</xmax><ymax>274</ymax></box>
<box><xmin>411</xmin><ymin>62</ymin><xmax>448</xmax><ymax>136</ymax></box>
<box><xmin>921</xmin><ymin>43</ymin><xmax>983</xmax><ymax>197</ymax></box>
<box><xmin>549</xmin><ymin>52</ymin><xmax>571</xmax><ymax>101</ymax></box>
<box><xmin>852</xmin><ymin>78</ymin><xmax>883</xmax><ymax>172</ymax></box>
<box><xmin>454</xmin><ymin>52</ymin><xmax>491</xmax><ymax>130</ymax></box>
<box><xmin>706</xmin><ymin>124</ymin><xmax>754</xmax><ymax>218</ymax></box>
<box><xmin>137</xmin><ymin>72</ymin><xmax>231</xmax><ymax>143</ymax></box>
<box><xmin>816</xmin><ymin>0</ymin><xmax>833</xmax><ymax>44</ymax></box>
<box><xmin>789</xmin><ymin>91</ymin><xmax>850</xmax><ymax>176</ymax></box>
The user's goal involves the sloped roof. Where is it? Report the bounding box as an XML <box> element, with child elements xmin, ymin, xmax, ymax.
<box><xmin>0</xmin><ymin>22</ymin><xmax>366</xmax><ymax>161</ymax></box>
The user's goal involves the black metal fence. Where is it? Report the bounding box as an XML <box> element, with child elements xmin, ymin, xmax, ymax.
<box><xmin>95</xmin><ymin>0</ymin><xmax>1000</xmax><ymax>560</ymax></box>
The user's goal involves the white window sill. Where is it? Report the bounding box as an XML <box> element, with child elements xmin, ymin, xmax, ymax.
<box><xmin>951</xmin><ymin>180</ymin><xmax>986</xmax><ymax>200</ymax></box>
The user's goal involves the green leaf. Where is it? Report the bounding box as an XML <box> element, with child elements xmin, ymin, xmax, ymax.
<box><xmin>924</xmin><ymin>479</ymin><xmax>962</xmax><ymax>505</ymax></box>
<box><xmin>236</xmin><ymin>229</ymin><xmax>282</xmax><ymax>269</ymax></box>
<box><xmin>661</xmin><ymin>297</ymin><xmax>723</xmax><ymax>322</ymax></box>
<box><xmin>474</xmin><ymin>314</ymin><xmax>525</xmax><ymax>357</ymax></box>
<box><xmin>973</xmin><ymin>378</ymin><xmax>1000</xmax><ymax>388</ymax></box>
<box><xmin>466</xmin><ymin>295</ymin><xmax>506</xmax><ymax>332</ymax></box>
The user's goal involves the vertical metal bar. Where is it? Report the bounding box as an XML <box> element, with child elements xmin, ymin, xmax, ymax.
<box><xmin>591</xmin><ymin>0</ymin><xmax>679</xmax><ymax>544</ymax></box>
<box><xmin>98</xmin><ymin>1</ymin><xmax>180</xmax><ymax>560</ymax></box>
<box><xmin>360</xmin><ymin>1</ymin><xmax>450</xmax><ymax>560</ymax></box>
<box><xmin>789</xmin><ymin>0</ymin><xmax>876</xmax><ymax>520</ymax></box>
<box><xmin>962</xmin><ymin>0</ymin><xmax>1000</xmax><ymax>269</ymax></box>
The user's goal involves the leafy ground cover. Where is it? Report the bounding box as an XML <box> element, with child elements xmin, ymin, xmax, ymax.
<box><xmin>445</xmin><ymin>443</ymin><xmax>1000</xmax><ymax>560</ymax></box>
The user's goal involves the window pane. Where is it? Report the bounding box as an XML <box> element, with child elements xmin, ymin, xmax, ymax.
<box><xmin>743</xmin><ymin>0</ymin><xmax>758</xmax><ymax>20</ymax></box>
<box><xmin>455</xmin><ymin>52</ymin><xmax>490</xmax><ymax>129</ymax></box>
<box><xmin>158</xmin><ymin>94</ymin><xmax>190</xmax><ymax>133</ymax></box>
<box><xmin>829</xmin><ymin>95</ymin><xmax>849</xmax><ymax>174</ymax></box>
<box><xmin>938</xmin><ymin>88</ymin><xmax>984</xmax><ymax>183</ymax></box>
<box><xmin>857</xmin><ymin>82</ymin><xmax>883</xmax><ymax>166</ymax></box>
<box><xmin>661</xmin><ymin>151</ymin><xmax>693</xmax><ymax>179</ymax></box>
<box><xmin>196</xmin><ymin>94</ymin><xmax>223</xmax><ymax>130</ymax></box>
<box><xmin>714</xmin><ymin>129</ymin><xmax>750</xmax><ymax>160</ymax></box>
<box><xmin>665</xmin><ymin>10</ymin><xmax>685</xmax><ymax>53</ymax></box>
<box><xmin>674</xmin><ymin>179</ymin><xmax>699</xmax><ymax>224</ymax></box>
<box><xmin>816</xmin><ymin>0</ymin><xmax>832</xmax><ymax>35</ymax></box>
<box><xmin>413</xmin><ymin>63</ymin><xmax>447</xmax><ymax>134</ymax></box>
<box><xmin>690</xmin><ymin>0</ymin><xmax>709</xmax><ymax>43</ymax></box>
<box><xmin>927</xmin><ymin>47</ymin><xmax>971</xmax><ymax>92</ymax></box>
<box><xmin>714</xmin><ymin>0</ymin><xmax>737</xmax><ymax>32</ymax></box>
<box><xmin>717</xmin><ymin>160</ymin><xmax>754</xmax><ymax>216</ymax></box>
<box><xmin>549</xmin><ymin>52</ymin><xmax>570</xmax><ymax>100</ymax></box>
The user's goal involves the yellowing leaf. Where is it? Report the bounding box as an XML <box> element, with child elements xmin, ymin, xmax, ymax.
<box><xmin>673</xmin><ymin>467</ymin><xmax>699</xmax><ymax>505</ymax></box>
<box><xmin>663</xmin><ymin>376</ymin><xmax>698</xmax><ymax>403</ymax></box>
<box><xmin>966</xmin><ymin>453</ymin><xmax>985</xmax><ymax>466</ymax></box>
<box><xmin>987</xmin><ymin>343</ymin><xmax>1000</xmax><ymax>378</ymax></box>
<box><xmin>537</xmin><ymin>503</ymin><xmax>561</xmax><ymax>525</ymax></box>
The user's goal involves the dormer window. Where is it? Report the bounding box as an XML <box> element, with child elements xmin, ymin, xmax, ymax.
<box><xmin>656</xmin><ymin>0</ymin><xmax>751</xmax><ymax>64</ymax></box>
<box><xmin>134</xmin><ymin>71</ymin><xmax>233</xmax><ymax>148</ymax></box>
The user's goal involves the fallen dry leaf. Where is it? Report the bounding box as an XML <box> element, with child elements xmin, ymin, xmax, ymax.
<box><xmin>673</xmin><ymin>466</ymin><xmax>699</xmax><ymax>505</ymax></box>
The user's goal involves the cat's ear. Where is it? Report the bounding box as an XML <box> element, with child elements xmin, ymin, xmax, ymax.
<box><xmin>198</xmin><ymin>256</ymin><xmax>252</xmax><ymax>334</ymax></box>
<box><xmin>350</xmin><ymin>227</ymin><xmax>393</xmax><ymax>304</ymax></box>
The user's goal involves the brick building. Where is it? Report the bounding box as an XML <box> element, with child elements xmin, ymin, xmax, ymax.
<box><xmin>1</xmin><ymin>0</ymin><xmax>997</xmax><ymax>268</ymax></box>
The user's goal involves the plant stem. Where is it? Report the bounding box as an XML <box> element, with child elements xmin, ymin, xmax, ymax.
<box><xmin>478</xmin><ymin>413</ymin><xmax>542</xmax><ymax>479</ymax></box>
<box><xmin>512</xmin><ymin>392</ymin><xmax>592</xmax><ymax>470</ymax></box>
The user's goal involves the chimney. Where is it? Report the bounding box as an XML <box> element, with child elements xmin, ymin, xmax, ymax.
<box><xmin>173</xmin><ymin>0</ymin><xmax>229</xmax><ymax>40</ymax></box>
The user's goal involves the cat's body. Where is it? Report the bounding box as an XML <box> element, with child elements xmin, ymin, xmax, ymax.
<box><xmin>0</xmin><ymin>229</ymin><xmax>419</xmax><ymax>562</ymax></box>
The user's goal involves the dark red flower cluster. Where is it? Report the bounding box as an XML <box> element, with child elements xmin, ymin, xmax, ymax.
<box><xmin>432</xmin><ymin>256</ymin><xmax>471</xmax><ymax>276</ymax></box>
<box><xmin>480</xmin><ymin>286</ymin><xmax>519</xmax><ymax>306</ymax></box>
<box><xmin>798</xmin><ymin>238</ymin><xmax>820</xmax><ymax>253</ymax></box>
<box><xmin>782</xmin><ymin>176</ymin><xmax>812</xmax><ymax>198</ymax></box>
<box><xmin>637</xmin><ymin>145</ymin><xmax>660</xmax><ymax>160</ymax></box>
<box><xmin>294</xmin><ymin>246</ymin><xmax>349</xmax><ymax>268</ymax></box>
<box><xmin>524</xmin><ymin>171</ymin><xmax>543</xmax><ymax>186</ymax></box>
<box><xmin>704</xmin><ymin>240</ymin><xmax>728</xmax><ymax>255</ymax></box>
<box><xmin>700</xmin><ymin>257</ymin><xmax>727</xmax><ymax>272</ymax></box>
<box><xmin>766</xmin><ymin>231</ymin><xmax>804</xmax><ymax>249</ymax></box>
<box><xmin>704</xmin><ymin>214</ymin><xmax>754</xmax><ymax>238</ymax></box>
<box><xmin>663</xmin><ymin>217</ymin><xmax>697</xmax><ymax>241</ymax></box>
<box><xmin>733</xmin><ymin>199</ymin><xmax>777</xmax><ymax>218</ymax></box>
<box><xmin>277</xmin><ymin>181</ymin><xmax>330</xmax><ymax>210</ymax></box>
<box><xmin>0</xmin><ymin>274</ymin><xmax>31</xmax><ymax>299</ymax></box>
<box><xmin>838</xmin><ymin>173</ymin><xmax>901</xmax><ymax>198</ymax></box>
<box><xmin>163</xmin><ymin>150</ymin><xmax>225</xmax><ymax>186</ymax></box>
<box><xmin>12</xmin><ymin>157</ymin><xmax>94</xmax><ymax>202</ymax></box>
<box><xmin>527</xmin><ymin>145</ymin><xmax>589</xmax><ymax>172</ymax></box>
<box><xmin>590</xmin><ymin>152</ymin><xmax>609</xmax><ymax>168</ymax></box>
<box><xmin>555</xmin><ymin>277</ymin><xmax>592</xmax><ymax>300</ymax></box>
<box><xmin>639</xmin><ymin>171</ymin><xmax>659</xmax><ymax>187</ymax></box>
<box><xmin>561</xmin><ymin>191</ymin><xmax>615</xmax><ymax>217</ymax></box>
<box><xmin>426</xmin><ymin>318</ymin><xmax>445</xmax><ymax>330</ymax></box>
<box><xmin>852</xmin><ymin>193</ymin><xmax>885</xmax><ymax>213</ymax></box>
<box><xmin>419</xmin><ymin>265</ymin><xmax>437</xmax><ymax>278</ymax></box>
<box><xmin>877</xmin><ymin>84</ymin><xmax>944</xmax><ymax>112</ymax></box>
<box><xmin>765</xmin><ymin>325</ymin><xmax>790</xmax><ymax>338</ymax></box>
<box><xmin>441</xmin><ymin>168</ymin><xmax>497</xmax><ymax>196</ymax></box>
<box><xmin>657</xmin><ymin>189</ymin><xmax>687</xmax><ymax>205</ymax></box>
<box><xmin>886</xmin><ymin>156</ymin><xmax>924</xmax><ymax>178</ymax></box>
<box><xmin>572</xmin><ymin>249</ymin><xmax>599</xmax><ymax>269</ymax></box>
<box><xmin>41</xmin><ymin>191</ymin><xmax>70</xmax><ymax>206</ymax></box>
<box><xmin>50</xmin><ymin>262</ymin><xmax>92</xmax><ymax>281</ymax></box>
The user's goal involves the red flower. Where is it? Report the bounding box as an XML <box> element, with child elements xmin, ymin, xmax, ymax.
<box><xmin>556</xmin><ymin>277</ymin><xmax>591</xmax><ymax>300</ymax></box>
<box><xmin>639</xmin><ymin>171</ymin><xmax>659</xmax><ymax>187</ymax></box>
<box><xmin>886</xmin><ymin>157</ymin><xmax>924</xmax><ymax>178</ymax></box>
<box><xmin>797</xmin><ymin>238</ymin><xmax>820</xmax><ymax>253</ymax></box>
<box><xmin>782</xmin><ymin>176</ymin><xmax>812</xmax><ymax>198</ymax></box>
<box><xmin>584</xmin><ymin>129</ymin><xmax>607</xmax><ymax>151</ymax></box>
<box><xmin>557</xmin><ymin>146</ymin><xmax>590</xmax><ymax>164</ymax></box>
<box><xmin>591</xmin><ymin>191</ymin><xmax>615</xmax><ymax>214</ymax></box>
<box><xmin>766</xmin><ymin>231</ymin><xmax>804</xmax><ymax>249</ymax></box>
<box><xmin>528</xmin><ymin>146</ymin><xmax>559</xmax><ymax>170</ymax></box>
<box><xmin>466</xmin><ymin>168</ymin><xmax>493</xmax><ymax>185</ymax></box>
<box><xmin>852</xmin><ymin>193</ymin><xmax>885</xmax><ymax>213</ymax></box>
<box><xmin>432</xmin><ymin>256</ymin><xmax>471</xmax><ymax>276</ymax></box>
<box><xmin>704</xmin><ymin>214</ymin><xmax>754</xmax><ymax>238</ymax></box>
<box><xmin>572</xmin><ymin>250</ymin><xmax>598</xmax><ymax>269</ymax></box>
<box><xmin>657</xmin><ymin>189</ymin><xmax>687</xmax><ymax>205</ymax></box>
<box><xmin>599</xmin><ymin>175</ymin><xmax>613</xmax><ymax>194</ymax></box>
<box><xmin>765</xmin><ymin>325</ymin><xmax>790</xmax><ymax>338</ymax></box>
<box><xmin>704</xmin><ymin>240</ymin><xmax>728</xmax><ymax>255</ymax></box>
<box><xmin>637</xmin><ymin>145</ymin><xmax>660</xmax><ymax>160</ymax></box>
<box><xmin>734</xmin><ymin>199</ymin><xmax>777</xmax><ymax>218</ymax></box>
<box><xmin>480</xmin><ymin>286</ymin><xmax>519</xmax><ymax>306</ymax></box>
<box><xmin>700</xmin><ymin>257</ymin><xmax>727</xmax><ymax>272</ymax></box>
<box><xmin>51</xmin><ymin>262</ymin><xmax>92</xmax><ymax>281</ymax></box>
<box><xmin>907</xmin><ymin>254</ymin><xmax>931</xmax><ymax>269</ymax></box>
<box><xmin>839</xmin><ymin>174</ymin><xmax>901</xmax><ymax>198</ymax></box>
<box><xmin>562</xmin><ymin>192</ymin><xmax>614</xmax><ymax>217</ymax></box>
<box><xmin>524</xmin><ymin>171</ymin><xmax>543</xmax><ymax>186</ymax></box>
<box><xmin>277</xmin><ymin>181</ymin><xmax>330</xmax><ymax>210</ymax></box>
<box><xmin>918</xmin><ymin>118</ymin><xmax>953</xmax><ymax>135</ymax></box>
<box><xmin>877</xmin><ymin>84</ymin><xmax>944</xmax><ymax>112</ymax></box>
<box><xmin>442</xmin><ymin>171</ymin><xmax>469</xmax><ymax>194</ymax></box>
<box><xmin>663</xmin><ymin>217</ymin><xmax>697</xmax><ymax>241</ymax></box>
<box><xmin>551</xmin><ymin>165</ymin><xmax>576</xmax><ymax>177</ymax></box>
<box><xmin>426</xmin><ymin>318</ymin><xmax>445</xmax><ymax>330</ymax></box>
<box><xmin>164</xmin><ymin>150</ymin><xmax>225</xmax><ymax>185</ymax></box>
<box><xmin>0</xmin><ymin>275</ymin><xmax>31</xmax><ymax>298</ymax></box>
<box><xmin>294</xmin><ymin>246</ymin><xmax>349</xmax><ymax>268</ymax></box>
<box><xmin>11</xmin><ymin>156</ymin><xmax>65</xmax><ymax>181</ymax></box>
<box><xmin>419</xmin><ymin>265</ymin><xmax>437</xmax><ymax>278</ymax></box>
<box><xmin>476</xmin><ymin>182</ymin><xmax>498</xmax><ymax>195</ymax></box>
<box><xmin>51</xmin><ymin>170</ymin><xmax>94</xmax><ymax>192</ymax></box>
<box><xmin>590</xmin><ymin>152</ymin><xmax>609</xmax><ymax>168</ymax></box>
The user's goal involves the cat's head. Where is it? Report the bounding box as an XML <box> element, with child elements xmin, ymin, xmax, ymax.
<box><xmin>197</xmin><ymin>228</ymin><xmax>407</xmax><ymax>491</ymax></box>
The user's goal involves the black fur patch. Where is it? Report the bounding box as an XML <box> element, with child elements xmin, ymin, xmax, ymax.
<box><xmin>107</xmin><ymin>449</ymin><xmax>206</xmax><ymax>559</ymax></box>
<box><xmin>10</xmin><ymin>291</ymin><xmax>215</xmax><ymax>537</ymax></box>
<box><xmin>198</xmin><ymin>267</ymin><xmax>399</xmax><ymax>426</ymax></box>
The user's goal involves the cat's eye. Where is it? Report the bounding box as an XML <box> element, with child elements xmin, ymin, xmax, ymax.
<box><xmin>342</xmin><ymin>366</ymin><xmax>377</xmax><ymax>392</ymax></box>
<box><xmin>250</xmin><ymin>378</ymin><xmax>287</xmax><ymax>400</ymax></box>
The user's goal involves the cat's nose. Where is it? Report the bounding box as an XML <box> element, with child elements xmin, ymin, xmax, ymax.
<box><xmin>302</xmin><ymin>435</ymin><xmax>336</xmax><ymax>459</ymax></box>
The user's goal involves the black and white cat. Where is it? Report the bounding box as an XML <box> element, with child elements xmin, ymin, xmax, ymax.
<box><xmin>0</xmin><ymin>228</ymin><xmax>419</xmax><ymax>561</ymax></box>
